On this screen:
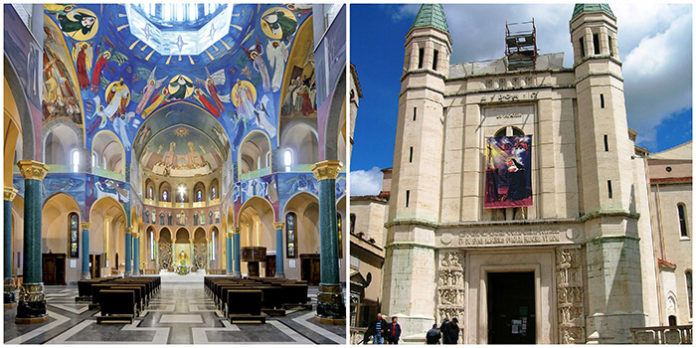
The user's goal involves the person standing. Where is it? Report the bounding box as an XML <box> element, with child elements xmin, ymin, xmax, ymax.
<box><xmin>440</xmin><ymin>318</ymin><xmax>452</xmax><ymax>344</ymax></box>
<box><xmin>368</xmin><ymin>313</ymin><xmax>388</xmax><ymax>344</ymax></box>
<box><xmin>445</xmin><ymin>318</ymin><xmax>460</xmax><ymax>344</ymax></box>
<box><xmin>387</xmin><ymin>316</ymin><xmax>401</xmax><ymax>344</ymax></box>
<box><xmin>426</xmin><ymin>323</ymin><xmax>441</xmax><ymax>344</ymax></box>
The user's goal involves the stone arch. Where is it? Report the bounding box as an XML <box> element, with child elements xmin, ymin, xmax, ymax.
<box><xmin>89</xmin><ymin>196</ymin><xmax>127</xmax><ymax>272</ymax></box>
<box><xmin>283</xmin><ymin>192</ymin><xmax>320</xmax><ymax>258</ymax></box>
<box><xmin>239</xmin><ymin>130</ymin><xmax>272</xmax><ymax>178</ymax></box>
<box><xmin>159</xmin><ymin>227</ymin><xmax>172</xmax><ymax>270</ymax></box>
<box><xmin>42</xmin><ymin>119</ymin><xmax>83</xmax><ymax>167</ymax></box>
<box><xmin>4</xmin><ymin>54</ymin><xmax>36</xmax><ymax>165</ymax></box>
<box><xmin>41</xmin><ymin>193</ymin><xmax>80</xmax><ymax>279</ymax></box>
<box><xmin>323</xmin><ymin>65</ymin><xmax>347</xmax><ymax>162</ymax></box>
<box><xmin>238</xmin><ymin>196</ymin><xmax>275</xmax><ymax>275</ymax></box>
<box><xmin>92</xmin><ymin>130</ymin><xmax>125</xmax><ymax>176</ymax></box>
<box><xmin>193</xmin><ymin>227</ymin><xmax>207</xmax><ymax>269</ymax></box>
<box><xmin>280</xmin><ymin>120</ymin><xmax>318</xmax><ymax>166</ymax></box>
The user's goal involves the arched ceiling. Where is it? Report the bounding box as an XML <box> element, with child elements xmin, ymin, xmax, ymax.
<box><xmin>41</xmin><ymin>3</ymin><xmax>317</xmax><ymax>166</ymax></box>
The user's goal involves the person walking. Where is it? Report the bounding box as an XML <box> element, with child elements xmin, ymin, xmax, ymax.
<box><xmin>367</xmin><ymin>313</ymin><xmax>388</xmax><ymax>344</ymax></box>
<box><xmin>426</xmin><ymin>323</ymin><xmax>441</xmax><ymax>344</ymax></box>
<box><xmin>386</xmin><ymin>316</ymin><xmax>401</xmax><ymax>344</ymax></box>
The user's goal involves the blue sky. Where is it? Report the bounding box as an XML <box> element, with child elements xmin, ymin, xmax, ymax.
<box><xmin>350</xmin><ymin>3</ymin><xmax>693</xmax><ymax>196</ymax></box>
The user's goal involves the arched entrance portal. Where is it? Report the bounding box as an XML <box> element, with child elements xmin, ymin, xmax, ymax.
<box><xmin>283</xmin><ymin>192</ymin><xmax>320</xmax><ymax>283</ymax></box>
<box><xmin>159</xmin><ymin>228</ymin><xmax>172</xmax><ymax>270</ymax></box>
<box><xmin>193</xmin><ymin>228</ymin><xmax>207</xmax><ymax>270</ymax></box>
<box><xmin>174</xmin><ymin>228</ymin><xmax>191</xmax><ymax>269</ymax></box>
<box><xmin>89</xmin><ymin>196</ymin><xmax>127</xmax><ymax>276</ymax></box>
<box><xmin>238</xmin><ymin>197</ymin><xmax>275</xmax><ymax>276</ymax></box>
<box><xmin>41</xmin><ymin>193</ymin><xmax>80</xmax><ymax>284</ymax></box>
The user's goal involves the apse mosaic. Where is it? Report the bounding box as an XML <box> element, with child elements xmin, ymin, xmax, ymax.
<box><xmin>39</xmin><ymin>3</ymin><xmax>315</xmax><ymax>166</ymax></box>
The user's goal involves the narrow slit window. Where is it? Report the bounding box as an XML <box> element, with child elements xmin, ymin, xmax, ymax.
<box><xmin>579</xmin><ymin>38</ymin><xmax>585</xmax><ymax>58</ymax></box>
<box><xmin>608</xmin><ymin>36</ymin><xmax>614</xmax><ymax>57</ymax></box>
<box><xmin>432</xmin><ymin>49</ymin><xmax>439</xmax><ymax>70</ymax></box>
<box><xmin>418</xmin><ymin>48</ymin><xmax>424</xmax><ymax>69</ymax></box>
<box><xmin>413</xmin><ymin>107</ymin><xmax>417</xmax><ymax>121</ymax></box>
<box><xmin>678</xmin><ymin>203</ymin><xmax>688</xmax><ymax>237</ymax></box>
<box><xmin>593</xmin><ymin>33</ymin><xmax>600</xmax><ymax>54</ymax></box>
<box><xmin>607</xmin><ymin>180</ymin><xmax>613</xmax><ymax>199</ymax></box>
<box><xmin>405</xmin><ymin>190</ymin><xmax>410</xmax><ymax>207</ymax></box>
<box><xmin>600</xmin><ymin>94</ymin><xmax>605</xmax><ymax>108</ymax></box>
<box><xmin>409</xmin><ymin>147</ymin><xmax>413</xmax><ymax>163</ymax></box>
<box><xmin>604</xmin><ymin>135</ymin><xmax>609</xmax><ymax>152</ymax></box>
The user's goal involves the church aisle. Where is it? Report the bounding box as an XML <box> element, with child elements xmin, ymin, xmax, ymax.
<box><xmin>3</xmin><ymin>283</ymin><xmax>345</xmax><ymax>344</ymax></box>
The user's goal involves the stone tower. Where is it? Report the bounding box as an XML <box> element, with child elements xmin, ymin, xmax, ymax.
<box><xmin>570</xmin><ymin>4</ymin><xmax>647</xmax><ymax>343</ymax></box>
<box><xmin>381</xmin><ymin>4</ymin><xmax>452</xmax><ymax>340</ymax></box>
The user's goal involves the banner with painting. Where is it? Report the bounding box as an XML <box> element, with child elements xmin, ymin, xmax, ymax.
<box><xmin>484</xmin><ymin>135</ymin><xmax>532</xmax><ymax>208</ymax></box>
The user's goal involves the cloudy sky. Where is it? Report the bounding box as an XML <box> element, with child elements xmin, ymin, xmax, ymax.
<box><xmin>350</xmin><ymin>2</ymin><xmax>692</xmax><ymax>196</ymax></box>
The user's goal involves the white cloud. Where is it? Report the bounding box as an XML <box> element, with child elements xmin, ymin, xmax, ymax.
<box><xmin>389</xmin><ymin>4</ymin><xmax>419</xmax><ymax>22</ymax></box>
<box><xmin>350</xmin><ymin>167</ymin><xmax>383</xmax><ymax>196</ymax></box>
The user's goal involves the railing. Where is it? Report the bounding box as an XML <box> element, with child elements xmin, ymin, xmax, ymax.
<box><xmin>239</xmin><ymin>167</ymin><xmax>272</xmax><ymax>181</ymax></box>
<box><xmin>93</xmin><ymin>167</ymin><xmax>125</xmax><ymax>181</ymax></box>
<box><xmin>350</xmin><ymin>327</ymin><xmax>368</xmax><ymax>344</ymax></box>
<box><xmin>630</xmin><ymin>325</ymin><xmax>692</xmax><ymax>344</ymax></box>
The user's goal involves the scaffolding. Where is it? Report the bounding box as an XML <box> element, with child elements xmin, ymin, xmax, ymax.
<box><xmin>505</xmin><ymin>19</ymin><xmax>537</xmax><ymax>71</ymax></box>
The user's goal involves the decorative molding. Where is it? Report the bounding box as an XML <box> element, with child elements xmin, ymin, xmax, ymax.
<box><xmin>556</xmin><ymin>246</ymin><xmax>585</xmax><ymax>344</ymax></box>
<box><xmin>384</xmin><ymin>241</ymin><xmax>436</xmax><ymax>250</ymax></box>
<box><xmin>384</xmin><ymin>217</ymin><xmax>439</xmax><ymax>229</ymax></box>
<box><xmin>436</xmin><ymin>250</ymin><xmax>465</xmax><ymax>343</ymax></box>
<box><xmin>4</xmin><ymin>187</ymin><xmax>18</xmax><ymax>201</ymax></box>
<box><xmin>17</xmin><ymin>160</ymin><xmax>48</xmax><ymax>181</ymax></box>
<box><xmin>80</xmin><ymin>222</ymin><xmax>90</xmax><ymax>229</ymax></box>
<box><xmin>273</xmin><ymin>222</ymin><xmax>285</xmax><ymax>230</ymax></box>
<box><xmin>311</xmin><ymin>160</ymin><xmax>342</xmax><ymax>181</ymax></box>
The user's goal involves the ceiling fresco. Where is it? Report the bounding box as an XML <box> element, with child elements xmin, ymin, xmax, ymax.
<box><xmin>139</xmin><ymin>125</ymin><xmax>224</xmax><ymax>177</ymax></box>
<box><xmin>42</xmin><ymin>3</ymin><xmax>315</xmax><ymax>166</ymax></box>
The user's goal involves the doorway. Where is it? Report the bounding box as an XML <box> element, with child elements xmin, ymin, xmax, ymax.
<box><xmin>300</xmin><ymin>254</ymin><xmax>320</xmax><ymax>285</ymax></box>
<box><xmin>265</xmin><ymin>255</ymin><xmax>276</xmax><ymax>277</ymax></box>
<box><xmin>90</xmin><ymin>254</ymin><xmax>101</xmax><ymax>278</ymax></box>
<box><xmin>42</xmin><ymin>253</ymin><xmax>66</xmax><ymax>285</ymax></box>
<box><xmin>487</xmin><ymin>272</ymin><xmax>536</xmax><ymax>344</ymax></box>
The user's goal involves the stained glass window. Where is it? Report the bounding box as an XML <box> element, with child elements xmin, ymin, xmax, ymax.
<box><xmin>68</xmin><ymin>213</ymin><xmax>79</xmax><ymax>258</ymax></box>
<box><xmin>286</xmin><ymin>212</ymin><xmax>297</xmax><ymax>258</ymax></box>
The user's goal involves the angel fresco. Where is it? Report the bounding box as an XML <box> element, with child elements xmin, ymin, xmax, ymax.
<box><xmin>136</xmin><ymin>67</ymin><xmax>167</xmax><ymax>115</ymax></box>
<box><xmin>198</xmin><ymin>67</ymin><xmax>229</xmax><ymax>112</ymax></box>
<box><xmin>72</xmin><ymin>42</ymin><xmax>92</xmax><ymax>90</ymax></box>
<box><xmin>266</xmin><ymin>40</ymin><xmax>290</xmax><ymax>92</ymax></box>
<box><xmin>87</xmin><ymin>78</ymin><xmax>130</xmax><ymax>133</ymax></box>
<box><xmin>192</xmin><ymin>86</ymin><xmax>221</xmax><ymax>118</ymax></box>
<box><xmin>45</xmin><ymin>5</ymin><xmax>99</xmax><ymax>41</ymax></box>
<box><xmin>242</xmin><ymin>37</ymin><xmax>271</xmax><ymax>92</ymax></box>
<box><xmin>142</xmin><ymin>75</ymin><xmax>193</xmax><ymax>118</ymax></box>
<box><xmin>231</xmin><ymin>79</ymin><xmax>276</xmax><ymax>138</ymax></box>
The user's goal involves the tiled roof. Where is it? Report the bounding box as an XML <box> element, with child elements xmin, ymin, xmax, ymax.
<box><xmin>572</xmin><ymin>3</ymin><xmax>615</xmax><ymax>20</ymax></box>
<box><xmin>411</xmin><ymin>4</ymin><xmax>449</xmax><ymax>33</ymax></box>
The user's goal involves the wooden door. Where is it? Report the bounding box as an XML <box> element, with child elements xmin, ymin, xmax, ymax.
<box><xmin>300</xmin><ymin>254</ymin><xmax>321</xmax><ymax>285</ymax></box>
<box><xmin>265</xmin><ymin>255</ymin><xmax>276</xmax><ymax>277</ymax></box>
<box><xmin>90</xmin><ymin>254</ymin><xmax>101</xmax><ymax>278</ymax></box>
<box><xmin>42</xmin><ymin>254</ymin><xmax>57</xmax><ymax>285</ymax></box>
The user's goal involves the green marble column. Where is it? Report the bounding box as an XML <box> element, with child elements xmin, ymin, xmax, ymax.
<box><xmin>133</xmin><ymin>233</ymin><xmax>140</xmax><ymax>275</ymax></box>
<box><xmin>15</xmin><ymin>160</ymin><xmax>48</xmax><ymax>324</ymax></box>
<box><xmin>125</xmin><ymin>229</ymin><xmax>132</xmax><ymax>276</ymax></box>
<box><xmin>81</xmin><ymin>222</ymin><xmax>90</xmax><ymax>279</ymax></box>
<box><xmin>311</xmin><ymin>160</ymin><xmax>344</xmax><ymax>320</ymax></box>
<box><xmin>233</xmin><ymin>228</ymin><xmax>241</xmax><ymax>277</ymax></box>
<box><xmin>4</xmin><ymin>187</ymin><xmax>18</xmax><ymax>304</ymax></box>
<box><xmin>273</xmin><ymin>222</ymin><xmax>285</xmax><ymax>278</ymax></box>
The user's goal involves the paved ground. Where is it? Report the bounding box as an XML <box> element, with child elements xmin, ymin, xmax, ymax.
<box><xmin>4</xmin><ymin>283</ymin><xmax>345</xmax><ymax>344</ymax></box>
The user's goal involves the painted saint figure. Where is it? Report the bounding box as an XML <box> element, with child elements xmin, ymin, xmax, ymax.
<box><xmin>74</xmin><ymin>43</ymin><xmax>91</xmax><ymax>90</ymax></box>
<box><xmin>261</xmin><ymin>10</ymin><xmax>297</xmax><ymax>42</ymax></box>
<box><xmin>91</xmin><ymin>50</ymin><xmax>111</xmax><ymax>93</ymax></box>
<box><xmin>266</xmin><ymin>40</ymin><xmax>290</xmax><ymax>92</ymax></box>
<box><xmin>242</xmin><ymin>38</ymin><xmax>271</xmax><ymax>92</ymax></box>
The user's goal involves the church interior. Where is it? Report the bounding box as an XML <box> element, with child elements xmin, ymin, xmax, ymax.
<box><xmin>4</xmin><ymin>3</ymin><xmax>347</xmax><ymax>344</ymax></box>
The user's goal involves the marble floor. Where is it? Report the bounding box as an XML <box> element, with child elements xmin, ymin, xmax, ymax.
<box><xmin>3</xmin><ymin>283</ymin><xmax>346</xmax><ymax>344</ymax></box>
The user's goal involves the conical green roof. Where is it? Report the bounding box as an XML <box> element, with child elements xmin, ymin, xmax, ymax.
<box><xmin>572</xmin><ymin>4</ymin><xmax>615</xmax><ymax>20</ymax></box>
<box><xmin>411</xmin><ymin>4</ymin><xmax>449</xmax><ymax>33</ymax></box>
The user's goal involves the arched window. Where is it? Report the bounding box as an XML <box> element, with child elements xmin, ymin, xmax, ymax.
<box><xmin>337</xmin><ymin>213</ymin><xmax>343</xmax><ymax>258</ymax></box>
<box><xmin>286</xmin><ymin>212</ymin><xmax>297</xmax><ymax>258</ymax></box>
<box><xmin>145</xmin><ymin>179</ymin><xmax>155</xmax><ymax>200</ymax></box>
<box><xmin>210</xmin><ymin>179</ymin><xmax>219</xmax><ymax>200</ymax></box>
<box><xmin>494</xmin><ymin>126</ymin><xmax>524</xmax><ymax>138</ymax></box>
<box><xmin>686</xmin><ymin>270</ymin><xmax>693</xmax><ymax>318</ymax></box>
<box><xmin>68</xmin><ymin>212</ymin><xmax>79</xmax><ymax>258</ymax></box>
<box><xmin>678</xmin><ymin>203</ymin><xmax>688</xmax><ymax>237</ymax></box>
<box><xmin>193</xmin><ymin>182</ymin><xmax>206</xmax><ymax>202</ymax></box>
<box><xmin>176</xmin><ymin>184</ymin><xmax>188</xmax><ymax>203</ymax></box>
<box><xmin>149</xmin><ymin>228</ymin><xmax>155</xmax><ymax>260</ymax></box>
<box><xmin>239</xmin><ymin>131</ymin><xmax>271</xmax><ymax>176</ymax></box>
<box><xmin>91</xmin><ymin>131</ymin><xmax>124</xmax><ymax>174</ymax></box>
<box><xmin>159</xmin><ymin>182</ymin><xmax>171</xmax><ymax>202</ymax></box>
<box><xmin>71</xmin><ymin>149</ymin><xmax>81</xmax><ymax>172</ymax></box>
<box><xmin>211</xmin><ymin>228</ymin><xmax>216</xmax><ymax>261</ymax></box>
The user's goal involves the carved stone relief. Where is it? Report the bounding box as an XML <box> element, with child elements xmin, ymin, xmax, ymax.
<box><xmin>556</xmin><ymin>246</ymin><xmax>585</xmax><ymax>344</ymax></box>
<box><xmin>437</xmin><ymin>250</ymin><xmax>466</xmax><ymax>342</ymax></box>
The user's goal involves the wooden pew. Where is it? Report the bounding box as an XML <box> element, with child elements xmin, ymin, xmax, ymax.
<box><xmin>226</xmin><ymin>289</ymin><xmax>266</xmax><ymax>323</ymax></box>
<box><xmin>97</xmin><ymin>290</ymin><xmax>136</xmax><ymax>323</ymax></box>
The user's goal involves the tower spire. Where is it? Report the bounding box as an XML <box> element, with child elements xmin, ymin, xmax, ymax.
<box><xmin>411</xmin><ymin>4</ymin><xmax>450</xmax><ymax>34</ymax></box>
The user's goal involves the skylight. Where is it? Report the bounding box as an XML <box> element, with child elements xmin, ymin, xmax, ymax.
<box><xmin>126</xmin><ymin>4</ymin><xmax>232</xmax><ymax>56</ymax></box>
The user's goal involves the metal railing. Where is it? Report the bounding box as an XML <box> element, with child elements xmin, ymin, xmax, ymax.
<box><xmin>630</xmin><ymin>325</ymin><xmax>692</xmax><ymax>344</ymax></box>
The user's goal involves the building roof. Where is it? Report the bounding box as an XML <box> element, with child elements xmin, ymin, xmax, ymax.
<box><xmin>649</xmin><ymin>141</ymin><xmax>692</xmax><ymax>161</ymax></box>
<box><xmin>571</xmin><ymin>3</ymin><xmax>615</xmax><ymax>20</ymax></box>
<box><xmin>411</xmin><ymin>4</ymin><xmax>449</xmax><ymax>34</ymax></box>
<box><xmin>350</xmin><ymin>63</ymin><xmax>363</xmax><ymax>98</ymax></box>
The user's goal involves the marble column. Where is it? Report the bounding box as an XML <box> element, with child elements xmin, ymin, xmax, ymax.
<box><xmin>81</xmin><ymin>222</ymin><xmax>90</xmax><ymax>279</ymax></box>
<box><xmin>273</xmin><ymin>222</ymin><xmax>285</xmax><ymax>278</ymax></box>
<box><xmin>189</xmin><ymin>238</ymin><xmax>194</xmax><ymax>269</ymax></box>
<box><xmin>225</xmin><ymin>232</ymin><xmax>233</xmax><ymax>275</ymax></box>
<box><xmin>133</xmin><ymin>232</ymin><xmax>140</xmax><ymax>275</ymax></box>
<box><xmin>125</xmin><ymin>228</ymin><xmax>132</xmax><ymax>276</ymax></box>
<box><xmin>4</xmin><ymin>187</ymin><xmax>18</xmax><ymax>305</ymax></box>
<box><xmin>15</xmin><ymin>160</ymin><xmax>48</xmax><ymax>324</ymax></box>
<box><xmin>233</xmin><ymin>227</ymin><xmax>241</xmax><ymax>277</ymax></box>
<box><xmin>311</xmin><ymin>160</ymin><xmax>344</xmax><ymax>319</ymax></box>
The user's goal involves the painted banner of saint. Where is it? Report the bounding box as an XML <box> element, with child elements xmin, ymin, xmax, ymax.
<box><xmin>484</xmin><ymin>135</ymin><xmax>532</xmax><ymax>208</ymax></box>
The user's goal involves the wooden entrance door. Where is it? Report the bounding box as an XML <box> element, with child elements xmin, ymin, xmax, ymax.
<box><xmin>90</xmin><ymin>254</ymin><xmax>101</xmax><ymax>278</ymax></box>
<box><xmin>300</xmin><ymin>254</ymin><xmax>320</xmax><ymax>285</ymax></box>
<box><xmin>42</xmin><ymin>254</ymin><xmax>66</xmax><ymax>285</ymax></box>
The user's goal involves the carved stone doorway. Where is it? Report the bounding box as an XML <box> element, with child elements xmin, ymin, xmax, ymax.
<box><xmin>487</xmin><ymin>272</ymin><xmax>536</xmax><ymax>344</ymax></box>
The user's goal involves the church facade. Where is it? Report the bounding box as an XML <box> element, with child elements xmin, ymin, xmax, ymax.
<box><xmin>376</xmin><ymin>4</ymin><xmax>689</xmax><ymax>344</ymax></box>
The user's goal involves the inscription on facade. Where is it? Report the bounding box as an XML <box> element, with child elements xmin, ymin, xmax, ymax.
<box><xmin>440</xmin><ymin>229</ymin><xmax>565</xmax><ymax>247</ymax></box>
<box><xmin>480</xmin><ymin>91</ymin><xmax>539</xmax><ymax>104</ymax></box>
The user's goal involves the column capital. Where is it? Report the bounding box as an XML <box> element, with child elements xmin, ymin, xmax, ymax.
<box><xmin>227</xmin><ymin>232</ymin><xmax>234</xmax><ymax>238</ymax></box>
<box><xmin>189</xmin><ymin>238</ymin><xmax>194</xmax><ymax>243</ymax></box>
<box><xmin>311</xmin><ymin>160</ymin><xmax>342</xmax><ymax>181</ymax></box>
<box><xmin>4</xmin><ymin>187</ymin><xmax>18</xmax><ymax>201</ymax></box>
<box><xmin>125</xmin><ymin>227</ymin><xmax>133</xmax><ymax>235</ymax></box>
<box><xmin>80</xmin><ymin>222</ymin><xmax>90</xmax><ymax>229</ymax></box>
<box><xmin>17</xmin><ymin>160</ymin><xmax>48</xmax><ymax>181</ymax></box>
<box><xmin>273</xmin><ymin>222</ymin><xmax>285</xmax><ymax>230</ymax></box>
<box><xmin>234</xmin><ymin>227</ymin><xmax>241</xmax><ymax>233</ymax></box>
